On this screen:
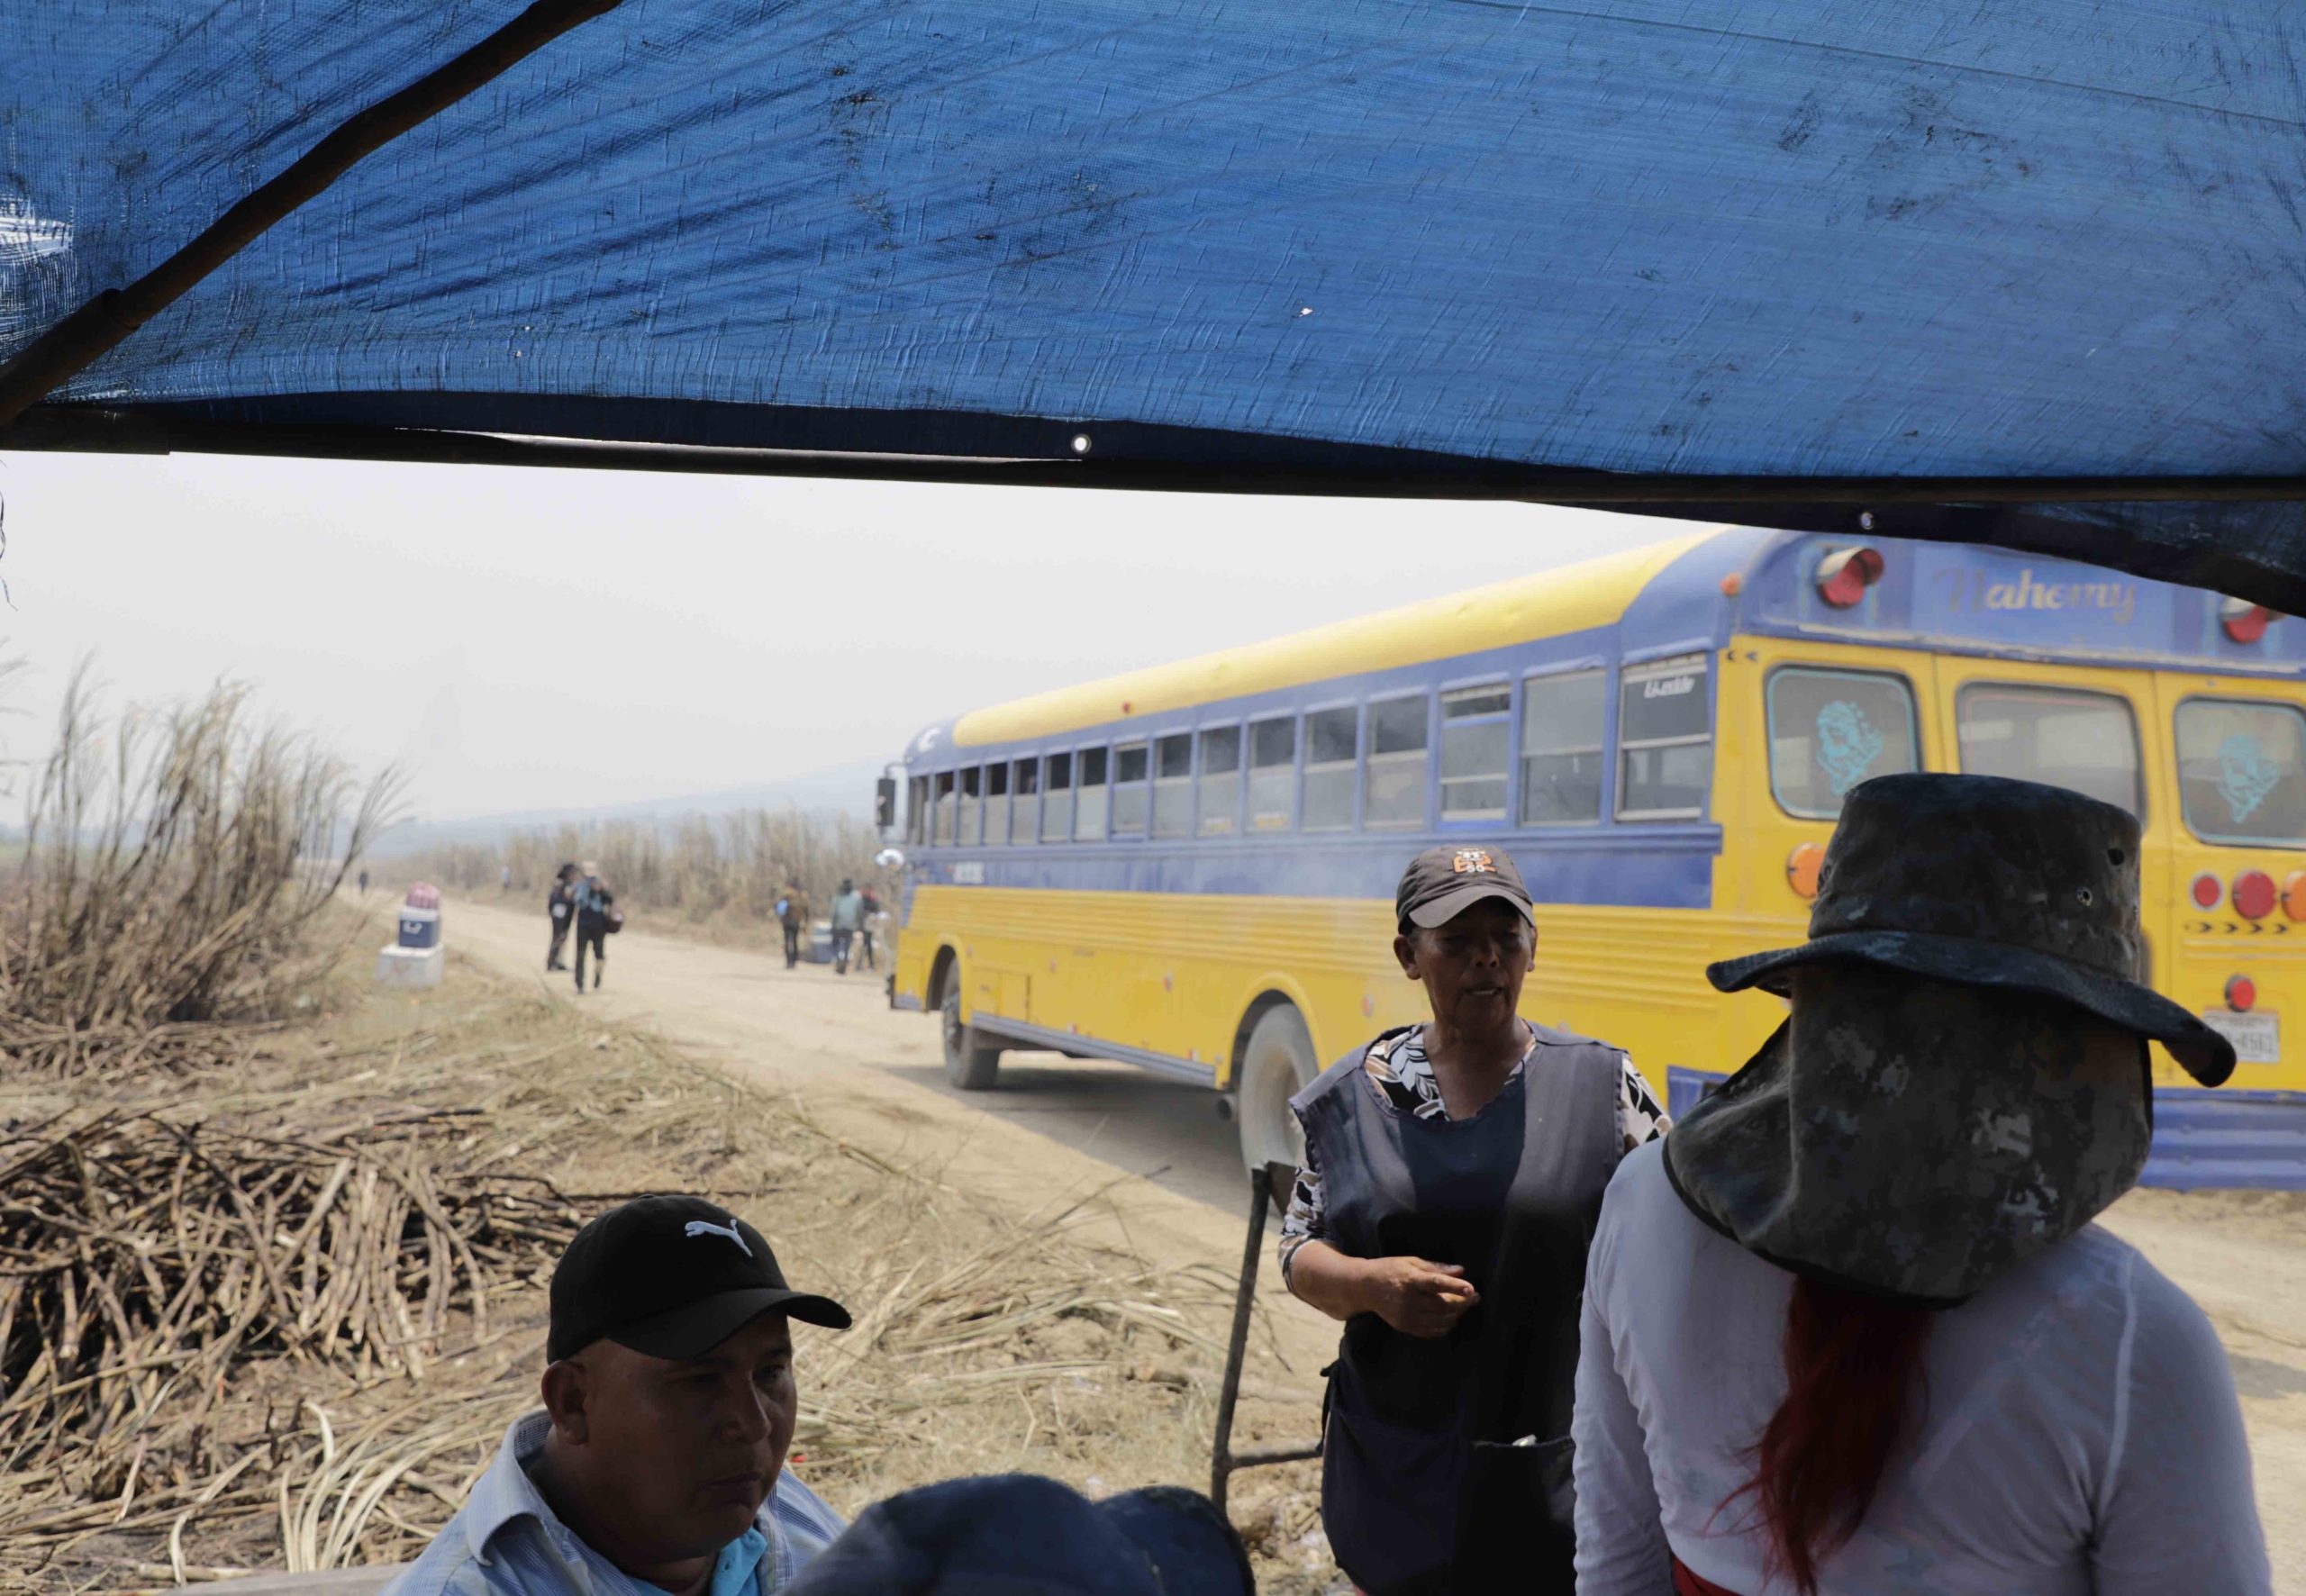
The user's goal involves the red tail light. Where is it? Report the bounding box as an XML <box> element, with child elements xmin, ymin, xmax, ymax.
<box><xmin>2233</xmin><ymin>869</ymin><xmax>2277</xmax><ymax>920</ymax></box>
<box><xmin>2191</xmin><ymin>873</ymin><xmax>2224</xmax><ymax>911</ymax></box>
<box><xmin>1816</xmin><ymin>546</ymin><xmax>1884</xmax><ymax>609</ymax></box>
<box><xmin>2226</xmin><ymin>975</ymin><xmax>2257</xmax><ymax>1012</ymax></box>
<box><xmin>2220</xmin><ymin>597</ymin><xmax>2274</xmax><ymax>644</ymax></box>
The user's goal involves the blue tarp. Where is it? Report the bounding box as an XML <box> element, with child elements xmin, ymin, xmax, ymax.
<box><xmin>2</xmin><ymin>3</ymin><xmax>2302</xmax><ymax>589</ymax></box>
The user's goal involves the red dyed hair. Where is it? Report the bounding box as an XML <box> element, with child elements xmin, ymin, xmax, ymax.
<box><xmin>1731</xmin><ymin>1276</ymin><xmax>1933</xmax><ymax>1594</ymax></box>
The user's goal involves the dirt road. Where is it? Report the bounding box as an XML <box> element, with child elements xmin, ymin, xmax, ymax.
<box><xmin>430</xmin><ymin>895</ymin><xmax>2305</xmax><ymax>1586</ymax></box>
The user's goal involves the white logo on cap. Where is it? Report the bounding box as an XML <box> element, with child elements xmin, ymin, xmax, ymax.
<box><xmin>684</xmin><ymin>1219</ymin><xmax>752</xmax><ymax>1257</ymax></box>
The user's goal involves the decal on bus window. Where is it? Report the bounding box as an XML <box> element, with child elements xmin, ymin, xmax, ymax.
<box><xmin>2219</xmin><ymin>733</ymin><xmax>2282</xmax><ymax>823</ymax></box>
<box><xmin>1815</xmin><ymin>701</ymin><xmax>1888</xmax><ymax>796</ymax></box>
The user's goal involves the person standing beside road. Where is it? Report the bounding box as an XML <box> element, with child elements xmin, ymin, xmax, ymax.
<box><xmin>1573</xmin><ymin>775</ymin><xmax>2267</xmax><ymax>1594</ymax></box>
<box><xmin>828</xmin><ymin>879</ymin><xmax>865</xmax><ymax>975</ymax></box>
<box><xmin>1279</xmin><ymin>846</ymin><xmax>1665</xmax><ymax>1594</ymax></box>
<box><xmin>856</xmin><ymin>888</ymin><xmax>883</xmax><ymax>972</ymax></box>
<box><xmin>546</xmin><ymin>861</ymin><xmax>580</xmax><ymax>973</ymax></box>
<box><xmin>383</xmin><ymin>1195</ymin><xmax>853</xmax><ymax>1596</ymax></box>
<box><xmin>776</xmin><ymin>879</ymin><xmax>812</xmax><ymax>970</ymax></box>
<box><xmin>573</xmin><ymin>862</ymin><xmax>615</xmax><ymax>994</ymax></box>
<box><xmin>358</xmin><ymin>868</ymin><xmax>369</xmax><ymax>895</ymax></box>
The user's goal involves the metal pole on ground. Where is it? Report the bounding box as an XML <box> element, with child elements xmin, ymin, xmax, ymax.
<box><xmin>1210</xmin><ymin>1160</ymin><xmax>1322</xmax><ymax>1515</ymax></box>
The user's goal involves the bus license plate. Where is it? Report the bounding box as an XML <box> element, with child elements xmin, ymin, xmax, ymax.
<box><xmin>2200</xmin><ymin>1010</ymin><xmax>2279</xmax><ymax>1065</ymax></box>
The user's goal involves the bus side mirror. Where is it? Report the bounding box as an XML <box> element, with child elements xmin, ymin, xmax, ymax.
<box><xmin>875</xmin><ymin>776</ymin><xmax>898</xmax><ymax>830</ymax></box>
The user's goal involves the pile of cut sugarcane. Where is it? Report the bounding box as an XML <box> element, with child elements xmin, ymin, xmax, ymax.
<box><xmin>0</xmin><ymin>1110</ymin><xmax>582</xmax><ymax>1578</ymax></box>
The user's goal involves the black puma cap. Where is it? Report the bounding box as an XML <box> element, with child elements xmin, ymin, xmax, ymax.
<box><xmin>547</xmin><ymin>1194</ymin><xmax>850</xmax><ymax>1364</ymax></box>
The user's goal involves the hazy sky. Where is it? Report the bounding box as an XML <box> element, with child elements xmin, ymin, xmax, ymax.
<box><xmin>0</xmin><ymin>449</ymin><xmax>1698</xmax><ymax>820</ymax></box>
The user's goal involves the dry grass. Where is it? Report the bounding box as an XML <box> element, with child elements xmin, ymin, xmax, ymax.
<box><xmin>406</xmin><ymin>809</ymin><xmax>892</xmax><ymax>936</ymax></box>
<box><xmin>1</xmin><ymin>667</ymin><xmax>401</xmax><ymax>1075</ymax></box>
<box><xmin>0</xmin><ymin>945</ymin><xmax>1335</xmax><ymax>1591</ymax></box>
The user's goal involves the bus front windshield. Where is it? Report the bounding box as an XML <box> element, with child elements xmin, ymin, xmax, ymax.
<box><xmin>1956</xmin><ymin>685</ymin><xmax>2143</xmax><ymax>818</ymax></box>
<box><xmin>2175</xmin><ymin>699</ymin><xmax>2306</xmax><ymax>847</ymax></box>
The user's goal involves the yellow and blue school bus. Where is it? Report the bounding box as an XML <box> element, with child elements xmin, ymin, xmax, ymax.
<box><xmin>890</xmin><ymin>527</ymin><xmax>2306</xmax><ymax>1188</ymax></box>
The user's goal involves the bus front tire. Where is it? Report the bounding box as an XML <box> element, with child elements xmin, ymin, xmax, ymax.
<box><xmin>1236</xmin><ymin>1004</ymin><xmax>1317</xmax><ymax>1178</ymax></box>
<box><xmin>941</xmin><ymin>984</ymin><xmax>1002</xmax><ymax>1090</ymax></box>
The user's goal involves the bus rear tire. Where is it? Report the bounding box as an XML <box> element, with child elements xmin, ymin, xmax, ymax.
<box><xmin>1236</xmin><ymin>1004</ymin><xmax>1317</xmax><ymax>1178</ymax></box>
<box><xmin>942</xmin><ymin>984</ymin><xmax>1002</xmax><ymax>1090</ymax></box>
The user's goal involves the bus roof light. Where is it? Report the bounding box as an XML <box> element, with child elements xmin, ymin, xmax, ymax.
<box><xmin>2226</xmin><ymin>975</ymin><xmax>2257</xmax><ymax>1013</ymax></box>
<box><xmin>2220</xmin><ymin>597</ymin><xmax>2276</xmax><ymax>644</ymax></box>
<box><xmin>2233</xmin><ymin>869</ymin><xmax>2277</xmax><ymax>920</ymax></box>
<box><xmin>1815</xmin><ymin>546</ymin><xmax>1884</xmax><ymax>609</ymax></box>
<box><xmin>2191</xmin><ymin>872</ymin><xmax>2224</xmax><ymax>911</ymax></box>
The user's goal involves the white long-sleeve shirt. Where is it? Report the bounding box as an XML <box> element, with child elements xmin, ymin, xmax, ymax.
<box><xmin>1573</xmin><ymin>1142</ymin><xmax>2270</xmax><ymax>1595</ymax></box>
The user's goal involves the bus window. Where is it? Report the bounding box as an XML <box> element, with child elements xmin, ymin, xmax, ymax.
<box><xmin>908</xmin><ymin>775</ymin><xmax>929</xmax><ymax>843</ymax></box>
<box><xmin>932</xmin><ymin>770</ymin><xmax>957</xmax><ymax>844</ymax></box>
<box><xmin>957</xmin><ymin>766</ymin><xmax>982</xmax><ymax>845</ymax></box>
<box><xmin>1520</xmin><ymin>669</ymin><xmax>1604</xmax><ymax>825</ymax></box>
<box><xmin>1440</xmin><ymin>685</ymin><xmax>1511</xmax><ymax>821</ymax></box>
<box><xmin>1076</xmin><ymin>747</ymin><xmax>1110</xmax><ymax>840</ymax></box>
<box><xmin>1042</xmin><ymin>751</ymin><xmax>1075</xmax><ymax>841</ymax></box>
<box><xmin>2174</xmin><ymin>699</ymin><xmax>2306</xmax><ymax>845</ymax></box>
<box><xmin>1112</xmin><ymin>741</ymin><xmax>1149</xmax><ymax>836</ymax></box>
<box><xmin>1366</xmin><ymin>695</ymin><xmax>1430</xmax><ymax>829</ymax></box>
<box><xmin>1956</xmin><ymin>685</ymin><xmax>2141</xmax><ymax>817</ymax></box>
<box><xmin>1619</xmin><ymin>656</ymin><xmax>1711</xmax><ymax>820</ymax></box>
<box><xmin>984</xmin><ymin>761</ymin><xmax>1010</xmax><ymax>846</ymax></box>
<box><xmin>1011</xmin><ymin>757</ymin><xmax>1040</xmax><ymax>844</ymax></box>
<box><xmin>1248</xmin><ymin>717</ymin><xmax>1295</xmax><ymax>830</ymax></box>
<box><xmin>1766</xmin><ymin>667</ymin><xmax>1920</xmax><ymax>820</ymax></box>
<box><xmin>1304</xmin><ymin>707</ymin><xmax>1357</xmax><ymax>832</ymax></box>
<box><xmin>1199</xmin><ymin>726</ymin><xmax>1242</xmax><ymax>835</ymax></box>
<box><xmin>1153</xmin><ymin>733</ymin><xmax>1193</xmax><ymax>837</ymax></box>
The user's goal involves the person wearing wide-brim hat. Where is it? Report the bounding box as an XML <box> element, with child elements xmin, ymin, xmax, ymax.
<box><xmin>1278</xmin><ymin>845</ymin><xmax>1667</xmax><ymax>1594</ymax></box>
<box><xmin>1572</xmin><ymin>774</ymin><xmax>2270</xmax><ymax>1595</ymax></box>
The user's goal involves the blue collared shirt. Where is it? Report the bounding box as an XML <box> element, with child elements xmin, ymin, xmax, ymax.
<box><xmin>385</xmin><ymin>1411</ymin><xmax>846</xmax><ymax>1596</ymax></box>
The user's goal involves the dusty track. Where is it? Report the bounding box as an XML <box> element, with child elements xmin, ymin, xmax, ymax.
<box><xmin>427</xmin><ymin>894</ymin><xmax>2305</xmax><ymax>1587</ymax></box>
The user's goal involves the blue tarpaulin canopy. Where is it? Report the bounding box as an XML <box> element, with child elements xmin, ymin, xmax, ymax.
<box><xmin>2</xmin><ymin>3</ymin><xmax>2301</xmax><ymax>601</ymax></box>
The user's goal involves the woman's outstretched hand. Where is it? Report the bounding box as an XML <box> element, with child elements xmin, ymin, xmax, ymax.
<box><xmin>1364</xmin><ymin>1256</ymin><xmax>1480</xmax><ymax>1338</ymax></box>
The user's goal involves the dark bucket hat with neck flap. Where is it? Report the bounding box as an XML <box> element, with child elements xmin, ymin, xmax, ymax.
<box><xmin>1666</xmin><ymin>772</ymin><xmax>2237</xmax><ymax>1306</ymax></box>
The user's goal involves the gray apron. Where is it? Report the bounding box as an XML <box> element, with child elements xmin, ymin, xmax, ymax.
<box><xmin>1293</xmin><ymin>1024</ymin><xmax>1621</xmax><ymax>1594</ymax></box>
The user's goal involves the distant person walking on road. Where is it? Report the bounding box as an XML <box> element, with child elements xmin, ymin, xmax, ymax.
<box><xmin>777</xmin><ymin>878</ymin><xmax>813</xmax><ymax>970</ymax></box>
<box><xmin>857</xmin><ymin>888</ymin><xmax>883</xmax><ymax>972</ymax></box>
<box><xmin>501</xmin><ymin>864</ymin><xmax>513</xmax><ymax>894</ymax></box>
<box><xmin>574</xmin><ymin>862</ymin><xmax>616</xmax><ymax>993</ymax></box>
<box><xmin>829</xmin><ymin>880</ymin><xmax>865</xmax><ymax>975</ymax></box>
<box><xmin>358</xmin><ymin>868</ymin><xmax>369</xmax><ymax>895</ymax></box>
<box><xmin>546</xmin><ymin>861</ymin><xmax>580</xmax><ymax>973</ymax></box>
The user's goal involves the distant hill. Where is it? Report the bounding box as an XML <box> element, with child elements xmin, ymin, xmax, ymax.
<box><xmin>366</xmin><ymin>759</ymin><xmax>883</xmax><ymax>858</ymax></box>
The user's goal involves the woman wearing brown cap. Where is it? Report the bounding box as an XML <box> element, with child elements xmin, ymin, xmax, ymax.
<box><xmin>1277</xmin><ymin>845</ymin><xmax>1665</xmax><ymax>1594</ymax></box>
<box><xmin>1573</xmin><ymin>773</ymin><xmax>2269</xmax><ymax>1594</ymax></box>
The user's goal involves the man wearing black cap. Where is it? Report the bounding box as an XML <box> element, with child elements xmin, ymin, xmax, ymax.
<box><xmin>386</xmin><ymin>1196</ymin><xmax>853</xmax><ymax>1596</ymax></box>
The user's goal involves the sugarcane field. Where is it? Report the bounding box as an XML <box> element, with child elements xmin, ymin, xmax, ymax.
<box><xmin>8</xmin><ymin>5</ymin><xmax>2306</xmax><ymax>1592</ymax></box>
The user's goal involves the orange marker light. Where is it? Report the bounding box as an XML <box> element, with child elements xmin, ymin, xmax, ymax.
<box><xmin>1786</xmin><ymin>842</ymin><xmax>1826</xmax><ymax>898</ymax></box>
<box><xmin>2283</xmin><ymin>871</ymin><xmax>2306</xmax><ymax>922</ymax></box>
